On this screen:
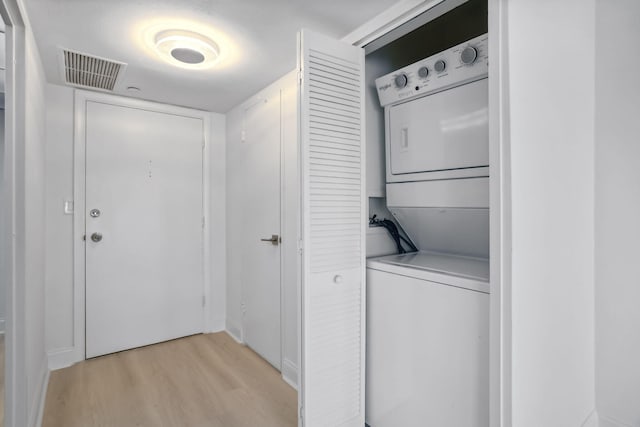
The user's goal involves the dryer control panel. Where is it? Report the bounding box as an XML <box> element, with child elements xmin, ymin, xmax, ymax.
<box><xmin>376</xmin><ymin>34</ymin><xmax>488</xmax><ymax>107</ymax></box>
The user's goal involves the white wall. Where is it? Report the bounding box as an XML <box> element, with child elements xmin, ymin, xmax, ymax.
<box><xmin>207</xmin><ymin>113</ymin><xmax>227</xmax><ymax>333</ymax></box>
<box><xmin>365</xmin><ymin>54</ymin><xmax>387</xmax><ymax>200</ymax></box>
<box><xmin>44</xmin><ymin>85</ymin><xmax>227</xmax><ymax>365</ymax></box>
<box><xmin>364</xmin><ymin>53</ymin><xmax>402</xmax><ymax>258</ymax></box>
<box><xmin>594</xmin><ymin>1</ymin><xmax>640</xmax><ymax>426</ymax></box>
<box><xmin>225</xmin><ymin>71</ymin><xmax>299</xmax><ymax>385</ymax></box>
<box><xmin>508</xmin><ymin>1</ymin><xmax>596</xmax><ymax>426</ymax></box>
<box><xmin>224</xmin><ymin>92</ymin><xmax>243</xmax><ymax>340</ymax></box>
<box><xmin>24</xmin><ymin>17</ymin><xmax>48</xmax><ymax>427</ymax></box>
<box><xmin>280</xmin><ymin>72</ymin><xmax>299</xmax><ymax>386</ymax></box>
<box><xmin>44</xmin><ymin>83</ymin><xmax>74</xmax><ymax>352</ymax></box>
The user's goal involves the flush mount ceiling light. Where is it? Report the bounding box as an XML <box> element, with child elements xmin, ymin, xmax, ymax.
<box><xmin>137</xmin><ymin>19</ymin><xmax>240</xmax><ymax>71</ymax></box>
<box><xmin>154</xmin><ymin>30</ymin><xmax>220</xmax><ymax>69</ymax></box>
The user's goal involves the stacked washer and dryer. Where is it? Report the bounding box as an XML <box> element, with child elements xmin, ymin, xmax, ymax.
<box><xmin>366</xmin><ymin>34</ymin><xmax>490</xmax><ymax>427</ymax></box>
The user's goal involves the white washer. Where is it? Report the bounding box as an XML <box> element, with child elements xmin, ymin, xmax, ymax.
<box><xmin>366</xmin><ymin>252</ymin><xmax>489</xmax><ymax>427</ymax></box>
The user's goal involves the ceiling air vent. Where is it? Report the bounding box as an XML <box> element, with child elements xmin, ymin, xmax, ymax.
<box><xmin>60</xmin><ymin>49</ymin><xmax>127</xmax><ymax>91</ymax></box>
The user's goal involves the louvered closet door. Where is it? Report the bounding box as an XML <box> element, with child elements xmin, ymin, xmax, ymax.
<box><xmin>298</xmin><ymin>29</ymin><xmax>365</xmax><ymax>427</ymax></box>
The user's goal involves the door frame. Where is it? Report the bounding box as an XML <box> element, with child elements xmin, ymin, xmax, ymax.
<box><xmin>338</xmin><ymin>0</ymin><xmax>513</xmax><ymax>426</ymax></box>
<box><xmin>72</xmin><ymin>90</ymin><xmax>213</xmax><ymax>363</ymax></box>
<box><xmin>0</xmin><ymin>0</ymin><xmax>27</xmax><ymax>425</ymax></box>
<box><xmin>278</xmin><ymin>70</ymin><xmax>300</xmax><ymax>388</ymax></box>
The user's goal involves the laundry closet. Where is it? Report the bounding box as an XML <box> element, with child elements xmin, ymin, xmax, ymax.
<box><xmin>363</xmin><ymin>1</ymin><xmax>489</xmax><ymax>425</ymax></box>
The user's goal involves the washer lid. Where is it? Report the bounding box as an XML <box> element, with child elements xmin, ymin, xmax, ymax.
<box><xmin>367</xmin><ymin>251</ymin><xmax>490</xmax><ymax>293</ymax></box>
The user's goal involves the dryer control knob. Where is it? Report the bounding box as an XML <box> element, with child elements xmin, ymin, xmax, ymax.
<box><xmin>418</xmin><ymin>66</ymin><xmax>429</xmax><ymax>78</ymax></box>
<box><xmin>461</xmin><ymin>46</ymin><xmax>478</xmax><ymax>65</ymax></box>
<box><xmin>394</xmin><ymin>73</ymin><xmax>408</xmax><ymax>89</ymax></box>
<box><xmin>434</xmin><ymin>60</ymin><xmax>446</xmax><ymax>73</ymax></box>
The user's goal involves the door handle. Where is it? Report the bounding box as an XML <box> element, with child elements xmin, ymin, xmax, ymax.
<box><xmin>260</xmin><ymin>234</ymin><xmax>280</xmax><ymax>245</ymax></box>
<box><xmin>91</xmin><ymin>232</ymin><xmax>103</xmax><ymax>243</ymax></box>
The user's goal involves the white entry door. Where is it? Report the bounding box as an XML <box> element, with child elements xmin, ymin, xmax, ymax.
<box><xmin>85</xmin><ymin>101</ymin><xmax>204</xmax><ymax>358</ymax></box>
<box><xmin>242</xmin><ymin>94</ymin><xmax>282</xmax><ymax>369</ymax></box>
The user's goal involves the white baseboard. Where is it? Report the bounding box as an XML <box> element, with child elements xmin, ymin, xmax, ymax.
<box><xmin>47</xmin><ymin>347</ymin><xmax>77</xmax><ymax>371</ymax></box>
<box><xmin>226</xmin><ymin>327</ymin><xmax>243</xmax><ymax>344</ymax></box>
<box><xmin>28</xmin><ymin>358</ymin><xmax>50</xmax><ymax>427</ymax></box>
<box><xmin>599</xmin><ymin>414</ymin><xmax>634</xmax><ymax>427</ymax></box>
<box><xmin>281</xmin><ymin>358</ymin><xmax>298</xmax><ymax>390</ymax></box>
<box><xmin>225</xmin><ymin>319</ymin><xmax>243</xmax><ymax>343</ymax></box>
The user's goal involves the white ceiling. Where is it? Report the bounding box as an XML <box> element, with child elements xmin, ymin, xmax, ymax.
<box><xmin>24</xmin><ymin>0</ymin><xmax>400</xmax><ymax>112</ymax></box>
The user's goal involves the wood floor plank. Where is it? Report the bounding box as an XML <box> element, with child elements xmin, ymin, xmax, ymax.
<box><xmin>42</xmin><ymin>332</ymin><xmax>297</xmax><ymax>427</ymax></box>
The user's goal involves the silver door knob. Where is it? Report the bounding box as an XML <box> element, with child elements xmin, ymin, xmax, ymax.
<box><xmin>260</xmin><ymin>234</ymin><xmax>280</xmax><ymax>245</ymax></box>
<box><xmin>91</xmin><ymin>232</ymin><xmax>103</xmax><ymax>243</ymax></box>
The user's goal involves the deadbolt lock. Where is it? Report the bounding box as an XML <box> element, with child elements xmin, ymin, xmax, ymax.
<box><xmin>90</xmin><ymin>209</ymin><xmax>101</xmax><ymax>218</ymax></box>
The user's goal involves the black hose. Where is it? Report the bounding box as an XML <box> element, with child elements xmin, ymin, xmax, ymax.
<box><xmin>370</xmin><ymin>215</ymin><xmax>418</xmax><ymax>254</ymax></box>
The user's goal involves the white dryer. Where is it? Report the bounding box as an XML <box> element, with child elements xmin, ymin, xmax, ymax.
<box><xmin>377</xmin><ymin>32</ymin><xmax>490</xmax><ymax>259</ymax></box>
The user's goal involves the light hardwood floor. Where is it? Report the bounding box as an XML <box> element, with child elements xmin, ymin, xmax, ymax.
<box><xmin>42</xmin><ymin>332</ymin><xmax>297</xmax><ymax>427</ymax></box>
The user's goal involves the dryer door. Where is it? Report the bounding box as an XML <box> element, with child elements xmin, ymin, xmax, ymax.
<box><xmin>388</xmin><ymin>78</ymin><xmax>488</xmax><ymax>176</ymax></box>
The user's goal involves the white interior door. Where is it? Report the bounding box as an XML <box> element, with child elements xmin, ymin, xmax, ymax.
<box><xmin>242</xmin><ymin>94</ymin><xmax>282</xmax><ymax>369</ymax></box>
<box><xmin>298</xmin><ymin>29</ymin><xmax>366</xmax><ymax>426</ymax></box>
<box><xmin>85</xmin><ymin>101</ymin><xmax>204</xmax><ymax>358</ymax></box>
